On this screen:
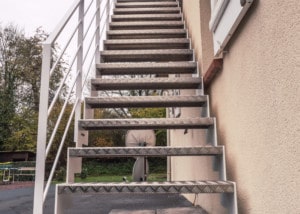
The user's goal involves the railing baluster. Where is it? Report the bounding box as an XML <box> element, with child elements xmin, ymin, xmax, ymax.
<box><xmin>74</xmin><ymin>0</ymin><xmax>84</xmax><ymax>148</ymax></box>
<box><xmin>33</xmin><ymin>44</ymin><xmax>51</xmax><ymax>214</ymax></box>
<box><xmin>106</xmin><ymin>0</ymin><xmax>110</xmax><ymax>28</ymax></box>
<box><xmin>33</xmin><ymin>1</ymin><xmax>114</xmax><ymax>213</ymax></box>
<box><xmin>96</xmin><ymin>0</ymin><xmax>101</xmax><ymax>63</ymax></box>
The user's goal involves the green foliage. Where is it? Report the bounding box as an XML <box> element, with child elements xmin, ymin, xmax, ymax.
<box><xmin>129</xmin><ymin>107</ymin><xmax>167</xmax><ymax>146</ymax></box>
<box><xmin>55</xmin><ymin>167</ymin><xmax>66</xmax><ymax>182</ymax></box>
<box><xmin>129</xmin><ymin>107</ymin><xmax>166</xmax><ymax>118</ymax></box>
<box><xmin>0</xmin><ymin>24</ymin><xmax>66</xmax><ymax>152</ymax></box>
<box><xmin>89</xmin><ymin>109</ymin><xmax>126</xmax><ymax>147</ymax></box>
<box><xmin>47</xmin><ymin>101</ymin><xmax>75</xmax><ymax>167</ymax></box>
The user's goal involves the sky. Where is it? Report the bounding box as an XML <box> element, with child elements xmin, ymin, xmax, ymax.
<box><xmin>0</xmin><ymin>0</ymin><xmax>74</xmax><ymax>36</ymax></box>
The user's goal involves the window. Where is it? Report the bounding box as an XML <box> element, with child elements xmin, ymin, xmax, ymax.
<box><xmin>209</xmin><ymin>0</ymin><xmax>230</xmax><ymax>32</ymax></box>
<box><xmin>209</xmin><ymin>0</ymin><xmax>254</xmax><ymax>56</ymax></box>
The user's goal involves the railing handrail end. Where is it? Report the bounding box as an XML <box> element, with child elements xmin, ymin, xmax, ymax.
<box><xmin>44</xmin><ymin>0</ymin><xmax>82</xmax><ymax>45</ymax></box>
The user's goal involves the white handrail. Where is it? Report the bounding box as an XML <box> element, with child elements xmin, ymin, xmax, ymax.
<box><xmin>44</xmin><ymin>0</ymin><xmax>81</xmax><ymax>45</ymax></box>
<box><xmin>33</xmin><ymin>0</ymin><xmax>116</xmax><ymax>213</ymax></box>
<box><xmin>49</xmin><ymin>21</ymin><xmax>81</xmax><ymax>77</ymax></box>
<box><xmin>47</xmin><ymin>44</ymin><xmax>82</xmax><ymax>117</ymax></box>
<box><xmin>84</xmin><ymin>0</ymin><xmax>95</xmax><ymax>17</ymax></box>
<box><xmin>83</xmin><ymin>27</ymin><xmax>98</xmax><ymax>65</ymax></box>
<box><xmin>43</xmin><ymin>98</ymin><xmax>80</xmax><ymax>201</ymax></box>
<box><xmin>46</xmin><ymin>68</ymin><xmax>81</xmax><ymax>157</ymax></box>
<box><xmin>83</xmin><ymin>5</ymin><xmax>100</xmax><ymax>40</ymax></box>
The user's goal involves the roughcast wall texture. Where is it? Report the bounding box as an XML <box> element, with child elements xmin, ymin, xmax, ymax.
<box><xmin>174</xmin><ymin>0</ymin><xmax>300</xmax><ymax>213</ymax></box>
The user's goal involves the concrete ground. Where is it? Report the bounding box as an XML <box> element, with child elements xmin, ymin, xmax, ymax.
<box><xmin>0</xmin><ymin>182</ymin><xmax>207</xmax><ymax>214</ymax></box>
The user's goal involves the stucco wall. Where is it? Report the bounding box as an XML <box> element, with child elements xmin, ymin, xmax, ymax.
<box><xmin>177</xmin><ymin>0</ymin><xmax>300</xmax><ymax>213</ymax></box>
<box><xmin>182</xmin><ymin>0</ymin><xmax>214</xmax><ymax>74</ymax></box>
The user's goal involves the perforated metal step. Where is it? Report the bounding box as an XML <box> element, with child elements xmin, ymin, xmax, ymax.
<box><xmin>104</xmin><ymin>38</ymin><xmax>190</xmax><ymax>50</ymax></box>
<box><xmin>100</xmin><ymin>49</ymin><xmax>193</xmax><ymax>62</ymax></box>
<box><xmin>91</xmin><ymin>77</ymin><xmax>202</xmax><ymax>91</ymax></box>
<box><xmin>107</xmin><ymin>29</ymin><xmax>187</xmax><ymax>39</ymax></box>
<box><xmin>85</xmin><ymin>95</ymin><xmax>207</xmax><ymax>108</ymax></box>
<box><xmin>96</xmin><ymin>62</ymin><xmax>197</xmax><ymax>75</ymax></box>
<box><xmin>79</xmin><ymin>117</ymin><xmax>214</xmax><ymax>130</ymax></box>
<box><xmin>69</xmin><ymin>146</ymin><xmax>223</xmax><ymax>158</ymax></box>
<box><xmin>111</xmin><ymin>14</ymin><xmax>182</xmax><ymax>22</ymax></box>
<box><xmin>109</xmin><ymin>21</ymin><xmax>184</xmax><ymax>30</ymax></box>
<box><xmin>115</xmin><ymin>2</ymin><xmax>178</xmax><ymax>8</ymax></box>
<box><xmin>57</xmin><ymin>181</ymin><xmax>235</xmax><ymax>194</ymax></box>
<box><xmin>113</xmin><ymin>7</ymin><xmax>181</xmax><ymax>15</ymax></box>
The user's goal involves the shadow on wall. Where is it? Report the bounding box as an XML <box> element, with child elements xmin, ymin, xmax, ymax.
<box><xmin>209</xmin><ymin>95</ymin><xmax>251</xmax><ymax>213</ymax></box>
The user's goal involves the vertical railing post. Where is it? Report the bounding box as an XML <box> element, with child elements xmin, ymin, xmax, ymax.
<box><xmin>68</xmin><ymin>0</ymin><xmax>84</xmax><ymax>183</ymax></box>
<box><xmin>74</xmin><ymin>0</ymin><xmax>84</xmax><ymax>148</ymax></box>
<box><xmin>106</xmin><ymin>0</ymin><xmax>111</xmax><ymax>30</ymax></box>
<box><xmin>33</xmin><ymin>44</ymin><xmax>51</xmax><ymax>214</ymax></box>
<box><xmin>96</xmin><ymin>0</ymin><xmax>101</xmax><ymax>61</ymax></box>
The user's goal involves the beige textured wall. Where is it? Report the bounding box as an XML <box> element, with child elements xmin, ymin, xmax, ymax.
<box><xmin>182</xmin><ymin>0</ymin><xmax>214</xmax><ymax>75</ymax></box>
<box><xmin>176</xmin><ymin>0</ymin><xmax>300</xmax><ymax>213</ymax></box>
<box><xmin>170</xmin><ymin>1</ymin><xmax>224</xmax><ymax>212</ymax></box>
<box><xmin>171</xmin><ymin>0</ymin><xmax>300</xmax><ymax>214</ymax></box>
<box><xmin>209</xmin><ymin>0</ymin><xmax>300</xmax><ymax>213</ymax></box>
<box><xmin>169</xmin><ymin>88</ymin><xmax>227</xmax><ymax>213</ymax></box>
<box><xmin>169</xmin><ymin>1</ymin><xmax>226</xmax><ymax>212</ymax></box>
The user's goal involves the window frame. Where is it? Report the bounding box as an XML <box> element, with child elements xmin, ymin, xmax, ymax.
<box><xmin>209</xmin><ymin>0</ymin><xmax>255</xmax><ymax>56</ymax></box>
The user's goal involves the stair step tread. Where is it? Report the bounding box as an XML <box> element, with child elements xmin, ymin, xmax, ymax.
<box><xmin>105</xmin><ymin>38</ymin><xmax>189</xmax><ymax>45</ymax></box>
<box><xmin>111</xmin><ymin>14</ymin><xmax>182</xmax><ymax>22</ymax></box>
<box><xmin>69</xmin><ymin>146</ymin><xmax>224</xmax><ymax>157</ymax></box>
<box><xmin>91</xmin><ymin>77</ymin><xmax>202</xmax><ymax>90</ymax></box>
<box><xmin>114</xmin><ymin>7</ymin><xmax>181</xmax><ymax>15</ymax></box>
<box><xmin>57</xmin><ymin>181</ymin><xmax>235</xmax><ymax>194</ymax></box>
<box><xmin>104</xmin><ymin>38</ymin><xmax>190</xmax><ymax>50</ymax></box>
<box><xmin>101</xmin><ymin>49</ymin><xmax>193</xmax><ymax>55</ymax></box>
<box><xmin>109</xmin><ymin>21</ymin><xmax>184</xmax><ymax>30</ymax></box>
<box><xmin>116</xmin><ymin>2</ymin><xmax>178</xmax><ymax>8</ymax></box>
<box><xmin>85</xmin><ymin>95</ymin><xmax>207</xmax><ymax>108</ymax></box>
<box><xmin>107</xmin><ymin>29</ymin><xmax>186</xmax><ymax>39</ymax></box>
<box><xmin>96</xmin><ymin>62</ymin><xmax>197</xmax><ymax>75</ymax></box>
<box><xmin>156</xmin><ymin>207</ymin><xmax>208</xmax><ymax>214</ymax></box>
<box><xmin>79</xmin><ymin>117</ymin><xmax>214</xmax><ymax>130</ymax></box>
<box><xmin>100</xmin><ymin>49</ymin><xmax>193</xmax><ymax>62</ymax></box>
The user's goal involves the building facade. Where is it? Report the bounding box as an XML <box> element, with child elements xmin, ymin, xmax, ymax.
<box><xmin>170</xmin><ymin>0</ymin><xmax>299</xmax><ymax>213</ymax></box>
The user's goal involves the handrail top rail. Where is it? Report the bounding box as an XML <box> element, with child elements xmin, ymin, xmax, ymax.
<box><xmin>44</xmin><ymin>0</ymin><xmax>81</xmax><ymax>45</ymax></box>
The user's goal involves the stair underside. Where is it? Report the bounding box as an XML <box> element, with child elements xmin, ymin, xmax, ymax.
<box><xmin>85</xmin><ymin>96</ymin><xmax>207</xmax><ymax>108</ymax></box>
<box><xmin>91</xmin><ymin>77</ymin><xmax>202</xmax><ymax>90</ymax></box>
<box><xmin>107</xmin><ymin>29</ymin><xmax>186</xmax><ymax>39</ymax></box>
<box><xmin>69</xmin><ymin>146</ymin><xmax>223</xmax><ymax>157</ymax></box>
<box><xmin>79</xmin><ymin>118</ymin><xmax>214</xmax><ymax>130</ymax></box>
<box><xmin>109</xmin><ymin>21</ymin><xmax>184</xmax><ymax>30</ymax></box>
<box><xmin>57</xmin><ymin>181</ymin><xmax>234</xmax><ymax>194</ymax></box>
<box><xmin>104</xmin><ymin>38</ymin><xmax>190</xmax><ymax>50</ymax></box>
<box><xmin>115</xmin><ymin>2</ymin><xmax>178</xmax><ymax>8</ymax></box>
<box><xmin>114</xmin><ymin>8</ymin><xmax>181</xmax><ymax>15</ymax></box>
<box><xmin>111</xmin><ymin>14</ymin><xmax>182</xmax><ymax>22</ymax></box>
<box><xmin>96</xmin><ymin>62</ymin><xmax>197</xmax><ymax>75</ymax></box>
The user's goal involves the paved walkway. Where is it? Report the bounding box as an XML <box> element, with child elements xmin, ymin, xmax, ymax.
<box><xmin>0</xmin><ymin>183</ymin><xmax>207</xmax><ymax>214</ymax></box>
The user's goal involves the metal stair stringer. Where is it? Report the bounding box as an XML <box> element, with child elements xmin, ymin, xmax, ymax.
<box><xmin>60</xmin><ymin>0</ymin><xmax>238</xmax><ymax>214</ymax></box>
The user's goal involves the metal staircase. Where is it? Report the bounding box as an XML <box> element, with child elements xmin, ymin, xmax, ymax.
<box><xmin>33</xmin><ymin>0</ymin><xmax>238</xmax><ymax>213</ymax></box>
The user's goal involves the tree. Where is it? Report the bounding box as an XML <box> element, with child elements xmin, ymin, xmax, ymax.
<box><xmin>0</xmin><ymin>24</ymin><xmax>66</xmax><ymax>151</ymax></box>
<box><xmin>0</xmin><ymin>24</ymin><xmax>24</xmax><ymax>150</ymax></box>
